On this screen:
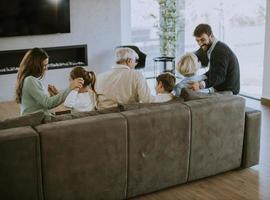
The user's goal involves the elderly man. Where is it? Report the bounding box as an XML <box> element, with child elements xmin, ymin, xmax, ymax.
<box><xmin>96</xmin><ymin>47</ymin><xmax>153</xmax><ymax>109</ymax></box>
<box><xmin>191</xmin><ymin>24</ymin><xmax>240</xmax><ymax>94</ymax></box>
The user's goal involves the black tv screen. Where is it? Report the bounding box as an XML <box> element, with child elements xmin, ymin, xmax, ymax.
<box><xmin>0</xmin><ymin>0</ymin><xmax>70</xmax><ymax>37</ymax></box>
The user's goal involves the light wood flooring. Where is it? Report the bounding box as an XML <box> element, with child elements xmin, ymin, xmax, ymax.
<box><xmin>0</xmin><ymin>98</ymin><xmax>269</xmax><ymax>200</ymax></box>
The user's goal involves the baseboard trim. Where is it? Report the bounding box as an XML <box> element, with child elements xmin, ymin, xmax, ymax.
<box><xmin>261</xmin><ymin>97</ymin><xmax>270</xmax><ymax>107</ymax></box>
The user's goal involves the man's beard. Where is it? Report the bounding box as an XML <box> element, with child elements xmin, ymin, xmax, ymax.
<box><xmin>201</xmin><ymin>41</ymin><xmax>212</xmax><ymax>51</ymax></box>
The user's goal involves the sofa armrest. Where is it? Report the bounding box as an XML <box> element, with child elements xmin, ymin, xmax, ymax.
<box><xmin>241</xmin><ymin>107</ymin><xmax>261</xmax><ymax>168</ymax></box>
<box><xmin>0</xmin><ymin>126</ymin><xmax>43</xmax><ymax>200</ymax></box>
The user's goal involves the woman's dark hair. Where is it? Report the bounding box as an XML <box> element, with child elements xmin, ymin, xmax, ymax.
<box><xmin>15</xmin><ymin>47</ymin><xmax>49</xmax><ymax>103</ymax></box>
<box><xmin>193</xmin><ymin>24</ymin><xmax>213</xmax><ymax>37</ymax></box>
<box><xmin>70</xmin><ymin>66</ymin><xmax>97</xmax><ymax>94</ymax></box>
<box><xmin>156</xmin><ymin>73</ymin><xmax>176</xmax><ymax>92</ymax></box>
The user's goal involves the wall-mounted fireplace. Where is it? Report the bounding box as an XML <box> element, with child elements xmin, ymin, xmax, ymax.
<box><xmin>0</xmin><ymin>45</ymin><xmax>88</xmax><ymax>75</ymax></box>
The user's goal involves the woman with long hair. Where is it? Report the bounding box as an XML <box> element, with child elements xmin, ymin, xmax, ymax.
<box><xmin>64</xmin><ymin>66</ymin><xmax>97</xmax><ymax>112</ymax></box>
<box><xmin>15</xmin><ymin>47</ymin><xmax>83</xmax><ymax>116</ymax></box>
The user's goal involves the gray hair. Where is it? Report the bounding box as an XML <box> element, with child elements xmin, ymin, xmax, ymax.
<box><xmin>115</xmin><ymin>47</ymin><xmax>139</xmax><ymax>64</ymax></box>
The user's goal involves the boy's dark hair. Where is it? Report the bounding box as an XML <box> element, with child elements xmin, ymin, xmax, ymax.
<box><xmin>156</xmin><ymin>73</ymin><xmax>176</xmax><ymax>92</ymax></box>
<box><xmin>193</xmin><ymin>24</ymin><xmax>213</xmax><ymax>37</ymax></box>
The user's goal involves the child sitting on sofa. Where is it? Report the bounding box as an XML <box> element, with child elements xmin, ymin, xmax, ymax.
<box><xmin>64</xmin><ymin>66</ymin><xmax>97</xmax><ymax>112</ymax></box>
<box><xmin>174</xmin><ymin>52</ymin><xmax>214</xmax><ymax>97</ymax></box>
<box><xmin>152</xmin><ymin>72</ymin><xmax>176</xmax><ymax>103</ymax></box>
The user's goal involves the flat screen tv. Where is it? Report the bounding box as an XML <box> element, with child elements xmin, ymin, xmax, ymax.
<box><xmin>0</xmin><ymin>0</ymin><xmax>70</xmax><ymax>37</ymax></box>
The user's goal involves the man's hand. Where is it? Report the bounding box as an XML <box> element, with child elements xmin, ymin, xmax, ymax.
<box><xmin>190</xmin><ymin>82</ymin><xmax>200</xmax><ymax>91</ymax></box>
<box><xmin>48</xmin><ymin>84</ymin><xmax>59</xmax><ymax>96</ymax></box>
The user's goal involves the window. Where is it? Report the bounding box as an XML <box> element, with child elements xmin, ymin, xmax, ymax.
<box><xmin>130</xmin><ymin>0</ymin><xmax>160</xmax><ymax>77</ymax></box>
<box><xmin>184</xmin><ymin>0</ymin><xmax>266</xmax><ymax>98</ymax></box>
<box><xmin>126</xmin><ymin>0</ymin><xmax>266</xmax><ymax>98</ymax></box>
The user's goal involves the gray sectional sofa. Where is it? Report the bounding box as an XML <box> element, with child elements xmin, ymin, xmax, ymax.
<box><xmin>0</xmin><ymin>94</ymin><xmax>261</xmax><ymax>200</ymax></box>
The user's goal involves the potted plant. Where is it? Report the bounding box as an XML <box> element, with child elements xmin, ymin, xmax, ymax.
<box><xmin>155</xmin><ymin>0</ymin><xmax>179</xmax><ymax>57</ymax></box>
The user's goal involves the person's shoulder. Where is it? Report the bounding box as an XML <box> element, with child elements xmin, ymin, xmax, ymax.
<box><xmin>24</xmin><ymin>76</ymin><xmax>39</xmax><ymax>85</ymax></box>
<box><xmin>23</xmin><ymin>76</ymin><xmax>42</xmax><ymax>91</ymax></box>
<box><xmin>212</xmin><ymin>41</ymin><xmax>232</xmax><ymax>57</ymax></box>
<box><xmin>215</xmin><ymin>41</ymin><xmax>230</xmax><ymax>49</ymax></box>
<box><xmin>214</xmin><ymin>41</ymin><xmax>232</xmax><ymax>52</ymax></box>
<box><xmin>97</xmin><ymin>70</ymin><xmax>112</xmax><ymax>81</ymax></box>
<box><xmin>132</xmin><ymin>69</ymin><xmax>144</xmax><ymax>78</ymax></box>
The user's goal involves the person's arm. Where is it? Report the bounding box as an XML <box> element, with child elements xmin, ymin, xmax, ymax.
<box><xmin>64</xmin><ymin>90</ymin><xmax>79</xmax><ymax>108</ymax></box>
<box><xmin>174</xmin><ymin>82</ymin><xmax>184</xmax><ymax>97</ymax></box>
<box><xmin>24</xmin><ymin>76</ymin><xmax>71</xmax><ymax>109</ymax></box>
<box><xmin>204</xmin><ymin>49</ymin><xmax>229</xmax><ymax>88</ymax></box>
<box><xmin>135</xmin><ymin>72</ymin><xmax>154</xmax><ymax>103</ymax></box>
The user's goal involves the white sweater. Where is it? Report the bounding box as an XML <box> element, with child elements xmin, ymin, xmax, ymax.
<box><xmin>152</xmin><ymin>93</ymin><xmax>174</xmax><ymax>103</ymax></box>
<box><xmin>64</xmin><ymin>90</ymin><xmax>96</xmax><ymax>112</ymax></box>
<box><xmin>96</xmin><ymin>64</ymin><xmax>154</xmax><ymax>109</ymax></box>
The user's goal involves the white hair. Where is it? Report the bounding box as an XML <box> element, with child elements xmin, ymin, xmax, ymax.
<box><xmin>115</xmin><ymin>47</ymin><xmax>139</xmax><ymax>64</ymax></box>
<box><xmin>176</xmin><ymin>52</ymin><xmax>199</xmax><ymax>77</ymax></box>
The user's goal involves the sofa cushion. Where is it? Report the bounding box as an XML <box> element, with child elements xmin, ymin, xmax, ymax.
<box><xmin>120</xmin><ymin>97</ymin><xmax>184</xmax><ymax>111</ymax></box>
<box><xmin>0</xmin><ymin>126</ymin><xmax>43</xmax><ymax>199</ymax></box>
<box><xmin>44</xmin><ymin>106</ymin><xmax>122</xmax><ymax>123</ymax></box>
<box><xmin>36</xmin><ymin>113</ymin><xmax>127</xmax><ymax>200</ymax></box>
<box><xmin>180</xmin><ymin>88</ymin><xmax>232</xmax><ymax>101</ymax></box>
<box><xmin>121</xmin><ymin>102</ymin><xmax>190</xmax><ymax>198</ymax></box>
<box><xmin>184</xmin><ymin>95</ymin><xmax>245</xmax><ymax>181</ymax></box>
<box><xmin>0</xmin><ymin>110</ymin><xmax>45</xmax><ymax>130</ymax></box>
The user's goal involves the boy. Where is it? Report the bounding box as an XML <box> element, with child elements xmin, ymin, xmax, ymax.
<box><xmin>152</xmin><ymin>73</ymin><xmax>176</xmax><ymax>103</ymax></box>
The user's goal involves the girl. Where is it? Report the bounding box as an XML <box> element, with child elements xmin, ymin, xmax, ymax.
<box><xmin>15</xmin><ymin>47</ymin><xmax>84</xmax><ymax>116</ymax></box>
<box><xmin>174</xmin><ymin>52</ymin><xmax>212</xmax><ymax>96</ymax></box>
<box><xmin>64</xmin><ymin>66</ymin><xmax>97</xmax><ymax>112</ymax></box>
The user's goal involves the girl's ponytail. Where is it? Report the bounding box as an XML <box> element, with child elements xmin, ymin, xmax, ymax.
<box><xmin>88</xmin><ymin>71</ymin><xmax>96</xmax><ymax>94</ymax></box>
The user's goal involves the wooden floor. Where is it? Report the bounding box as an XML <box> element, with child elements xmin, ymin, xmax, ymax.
<box><xmin>132</xmin><ymin>98</ymin><xmax>270</xmax><ymax>200</ymax></box>
<box><xmin>0</xmin><ymin>98</ymin><xmax>269</xmax><ymax>200</ymax></box>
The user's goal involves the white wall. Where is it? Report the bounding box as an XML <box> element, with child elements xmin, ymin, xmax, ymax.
<box><xmin>0</xmin><ymin>0</ymin><xmax>122</xmax><ymax>101</ymax></box>
<box><xmin>262</xmin><ymin>0</ymin><xmax>270</xmax><ymax>100</ymax></box>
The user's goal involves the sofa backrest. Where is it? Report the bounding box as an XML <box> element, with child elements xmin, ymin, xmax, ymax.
<box><xmin>184</xmin><ymin>95</ymin><xmax>246</xmax><ymax>181</ymax></box>
<box><xmin>0</xmin><ymin>126</ymin><xmax>43</xmax><ymax>200</ymax></box>
<box><xmin>35</xmin><ymin>113</ymin><xmax>128</xmax><ymax>200</ymax></box>
<box><xmin>120</xmin><ymin>102</ymin><xmax>191</xmax><ymax>198</ymax></box>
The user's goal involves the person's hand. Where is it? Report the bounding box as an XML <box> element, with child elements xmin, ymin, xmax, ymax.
<box><xmin>48</xmin><ymin>84</ymin><xmax>59</xmax><ymax>96</ymax></box>
<box><xmin>69</xmin><ymin>77</ymin><xmax>84</xmax><ymax>90</ymax></box>
<box><xmin>190</xmin><ymin>82</ymin><xmax>200</xmax><ymax>91</ymax></box>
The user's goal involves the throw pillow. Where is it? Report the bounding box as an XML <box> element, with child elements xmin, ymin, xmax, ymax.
<box><xmin>180</xmin><ymin>88</ymin><xmax>226</xmax><ymax>101</ymax></box>
<box><xmin>0</xmin><ymin>110</ymin><xmax>45</xmax><ymax>130</ymax></box>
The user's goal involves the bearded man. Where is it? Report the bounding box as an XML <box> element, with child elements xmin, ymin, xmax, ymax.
<box><xmin>191</xmin><ymin>24</ymin><xmax>240</xmax><ymax>94</ymax></box>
